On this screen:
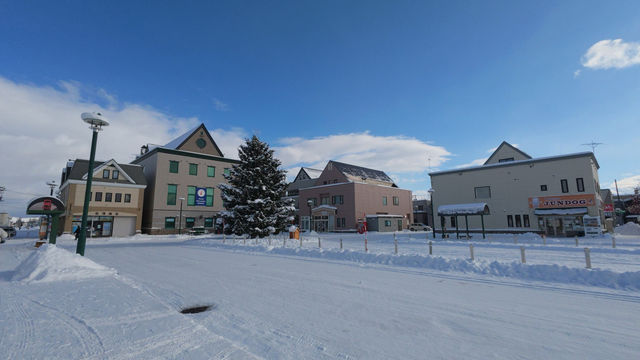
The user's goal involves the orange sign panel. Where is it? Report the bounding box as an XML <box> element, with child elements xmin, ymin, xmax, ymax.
<box><xmin>528</xmin><ymin>194</ymin><xmax>595</xmax><ymax>209</ymax></box>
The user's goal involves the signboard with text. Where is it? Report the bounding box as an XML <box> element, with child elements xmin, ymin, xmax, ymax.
<box><xmin>195</xmin><ymin>187</ymin><xmax>206</xmax><ymax>206</ymax></box>
<box><xmin>528</xmin><ymin>194</ymin><xmax>595</xmax><ymax>209</ymax></box>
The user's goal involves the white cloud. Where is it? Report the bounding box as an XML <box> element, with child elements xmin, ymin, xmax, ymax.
<box><xmin>274</xmin><ymin>132</ymin><xmax>450</xmax><ymax>174</ymax></box>
<box><xmin>209</xmin><ymin>127</ymin><xmax>246</xmax><ymax>159</ymax></box>
<box><xmin>607</xmin><ymin>175</ymin><xmax>640</xmax><ymax>195</ymax></box>
<box><xmin>574</xmin><ymin>69</ymin><xmax>581</xmax><ymax>78</ymax></box>
<box><xmin>581</xmin><ymin>39</ymin><xmax>640</xmax><ymax>69</ymax></box>
<box><xmin>0</xmin><ymin>76</ymin><xmax>240</xmax><ymax>216</ymax></box>
<box><xmin>213</xmin><ymin>98</ymin><xmax>230</xmax><ymax>112</ymax></box>
<box><xmin>455</xmin><ymin>158</ymin><xmax>487</xmax><ymax>168</ymax></box>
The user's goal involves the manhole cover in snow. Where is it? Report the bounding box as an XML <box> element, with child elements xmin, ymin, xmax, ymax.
<box><xmin>180</xmin><ymin>304</ymin><xmax>214</xmax><ymax>314</ymax></box>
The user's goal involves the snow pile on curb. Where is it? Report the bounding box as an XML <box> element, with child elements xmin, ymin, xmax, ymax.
<box><xmin>12</xmin><ymin>244</ymin><xmax>116</xmax><ymax>283</ymax></box>
<box><xmin>616</xmin><ymin>222</ymin><xmax>640</xmax><ymax>236</ymax></box>
<box><xmin>187</xmin><ymin>239</ymin><xmax>640</xmax><ymax>291</ymax></box>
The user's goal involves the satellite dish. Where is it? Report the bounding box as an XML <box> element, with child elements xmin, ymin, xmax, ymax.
<box><xmin>81</xmin><ymin>112</ymin><xmax>110</xmax><ymax>128</ymax></box>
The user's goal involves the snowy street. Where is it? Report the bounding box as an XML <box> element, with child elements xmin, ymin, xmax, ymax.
<box><xmin>1</xmin><ymin>232</ymin><xmax>640</xmax><ymax>359</ymax></box>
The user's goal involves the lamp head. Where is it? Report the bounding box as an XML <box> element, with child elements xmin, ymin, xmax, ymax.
<box><xmin>81</xmin><ymin>112</ymin><xmax>109</xmax><ymax>130</ymax></box>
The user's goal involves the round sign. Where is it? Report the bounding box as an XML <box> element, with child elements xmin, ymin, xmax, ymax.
<box><xmin>197</xmin><ymin>189</ymin><xmax>206</xmax><ymax>197</ymax></box>
<box><xmin>196</xmin><ymin>138</ymin><xmax>206</xmax><ymax>148</ymax></box>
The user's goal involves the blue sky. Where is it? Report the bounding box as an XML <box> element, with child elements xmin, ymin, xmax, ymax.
<box><xmin>1</xmin><ymin>1</ymin><xmax>639</xmax><ymax>216</ymax></box>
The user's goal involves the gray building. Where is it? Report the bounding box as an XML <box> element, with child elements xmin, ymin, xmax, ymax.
<box><xmin>131</xmin><ymin>124</ymin><xmax>240</xmax><ymax>234</ymax></box>
<box><xmin>412</xmin><ymin>199</ymin><xmax>433</xmax><ymax>227</ymax></box>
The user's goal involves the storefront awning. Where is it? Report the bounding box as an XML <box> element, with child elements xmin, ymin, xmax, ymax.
<box><xmin>534</xmin><ymin>207</ymin><xmax>587</xmax><ymax>215</ymax></box>
<box><xmin>437</xmin><ymin>203</ymin><xmax>489</xmax><ymax>216</ymax></box>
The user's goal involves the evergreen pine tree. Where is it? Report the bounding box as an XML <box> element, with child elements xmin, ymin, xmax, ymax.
<box><xmin>218</xmin><ymin>135</ymin><xmax>295</xmax><ymax>238</ymax></box>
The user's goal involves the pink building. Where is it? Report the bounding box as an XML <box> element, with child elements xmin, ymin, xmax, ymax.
<box><xmin>298</xmin><ymin>161</ymin><xmax>413</xmax><ymax>232</ymax></box>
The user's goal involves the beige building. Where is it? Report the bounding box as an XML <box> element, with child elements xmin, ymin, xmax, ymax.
<box><xmin>299</xmin><ymin>161</ymin><xmax>413</xmax><ymax>232</ymax></box>
<box><xmin>131</xmin><ymin>123</ymin><xmax>240</xmax><ymax>234</ymax></box>
<box><xmin>429</xmin><ymin>142</ymin><xmax>603</xmax><ymax>237</ymax></box>
<box><xmin>59</xmin><ymin>159</ymin><xmax>146</xmax><ymax>237</ymax></box>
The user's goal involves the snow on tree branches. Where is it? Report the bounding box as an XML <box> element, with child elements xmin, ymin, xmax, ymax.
<box><xmin>218</xmin><ymin>135</ymin><xmax>295</xmax><ymax>238</ymax></box>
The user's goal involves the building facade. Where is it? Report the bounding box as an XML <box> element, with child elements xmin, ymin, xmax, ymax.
<box><xmin>59</xmin><ymin>159</ymin><xmax>146</xmax><ymax>237</ymax></box>
<box><xmin>430</xmin><ymin>142</ymin><xmax>603</xmax><ymax>237</ymax></box>
<box><xmin>284</xmin><ymin>167</ymin><xmax>322</xmax><ymax>225</ymax></box>
<box><xmin>412</xmin><ymin>199</ymin><xmax>433</xmax><ymax>227</ymax></box>
<box><xmin>298</xmin><ymin>161</ymin><xmax>413</xmax><ymax>232</ymax></box>
<box><xmin>131</xmin><ymin>124</ymin><xmax>240</xmax><ymax>234</ymax></box>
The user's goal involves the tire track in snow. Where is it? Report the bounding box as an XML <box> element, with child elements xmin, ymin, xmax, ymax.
<box><xmin>2</xmin><ymin>292</ymin><xmax>35</xmax><ymax>360</ymax></box>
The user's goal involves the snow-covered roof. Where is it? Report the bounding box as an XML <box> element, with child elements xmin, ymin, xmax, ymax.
<box><xmin>163</xmin><ymin>124</ymin><xmax>202</xmax><ymax>149</ymax></box>
<box><xmin>437</xmin><ymin>203</ymin><xmax>489</xmax><ymax>215</ymax></box>
<box><xmin>365</xmin><ymin>214</ymin><xmax>404</xmax><ymax>218</ymax></box>
<box><xmin>329</xmin><ymin>161</ymin><xmax>396</xmax><ymax>187</ymax></box>
<box><xmin>312</xmin><ymin>205</ymin><xmax>337</xmax><ymax>211</ymax></box>
<box><xmin>431</xmin><ymin>152</ymin><xmax>599</xmax><ymax>176</ymax></box>
<box><xmin>534</xmin><ymin>208</ymin><xmax>588</xmax><ymax>215</ymax></box>
<box><xmin>302</xmin><ymin>167</ymin><xmax>323</xmax><ymax>179</ymax></box>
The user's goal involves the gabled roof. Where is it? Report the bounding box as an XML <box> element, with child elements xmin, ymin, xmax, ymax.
<box><xmin>163</xmin><ymin>123</ymin><xmax>224</xmax><ymax>157</ymax></box>
<box><xmin>301</xmin><ymin>167</ymin><xmax>323</xmax><ymax>179</ymax></box>
<box><xmin>82</xmin><ymin>159</ymin><xmax>136</xmax><ymax>184</ymax></box>
<box><xmin>66</xmin><ymin>159</ymin><xmax>147</xmax><ymax>185</ymax></box>
<box><xmin>329</xmin><ymin>161</ymin><xmax>396</xmax><ymax>187</ymax></box>
<box><xmin>484</xmin><ymin>141</ymin><xmax>532</xmax><ymax>165</ymax></box>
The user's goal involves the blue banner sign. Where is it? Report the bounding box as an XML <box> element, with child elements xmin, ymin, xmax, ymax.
<box><xmin>195</xmin><ymin>187</ymin><xmax>207</xmax><ymax>206</ymax></box>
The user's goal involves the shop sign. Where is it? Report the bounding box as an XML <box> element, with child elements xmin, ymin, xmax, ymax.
<box><xmin>583</xmin><ymin>215</ymin><xmax>602</xmax><ymax>237</ymax></box>
<box><xmin>603</xmin><ymin>204</ymin><xmax>614</xmax><ymax>212</ymax></box>
<box><xmin>528</xmin><ymin>194</ymin><xmax>595</xmax><ymax>209</ymax></box>
<box><xmin>195</xmin><ymin>187</ymin><xmax>207</xmax><ymax>206</ymax></box>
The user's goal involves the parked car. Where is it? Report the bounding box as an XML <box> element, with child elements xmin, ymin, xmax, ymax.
<box><xmin>409</xmin><ymin>223</ymin><xmax>431</xmax><ymax>231</ymax></box>
<box><xmin>1</xmin><ymin>226</ymin><xmax>16</xmax><ymax>238</ymax></box>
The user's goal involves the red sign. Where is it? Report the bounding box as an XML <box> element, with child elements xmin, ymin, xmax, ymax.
<box><xmin>604</xmin><ymin>204</ymin><xmax>614</xmax><ymax>212</ymax></box>
<box><xmin>43</xmin><ymin>199</ymin><xmax>52</xmax><ymax>211</ymax></box>
<box><xmin>528</xmin><ymin>194</ymin><xmax>595</xmax><ymax>209</ymax></box>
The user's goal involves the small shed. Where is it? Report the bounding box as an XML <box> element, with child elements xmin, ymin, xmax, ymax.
<box><xmin>437</xmin><ymin>203</ymin><xmax>490</xmax><ymax>239</ymax></box>
<box><xmin>365</xmin><ymin>214</ymin><xmax>404</xmax><ymax>232</ymax></box>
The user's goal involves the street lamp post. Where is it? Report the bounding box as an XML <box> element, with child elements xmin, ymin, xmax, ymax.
<box><xmin>76</xmin><ymin>112</ymin><xmax>109</xmax><ymax>256</ymax></box>
<box><xmin>178</xmin><ymin>197</ymin><xmax>185</xmax><ymax>235</ymax></box>
<box><xmin>428</xmin><ymin>188</ymin><xmax>436</xmax><ymax>239</ymax></box>
<box><xmin>307</xmin><ymin>199</ymin><xmax>314</xmax><ymax>232</ymax></box>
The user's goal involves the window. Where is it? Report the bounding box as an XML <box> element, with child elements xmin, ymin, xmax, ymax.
<box><xmin>393</xmin><ymin>196</ymin><xmax>399</xmax><ymax>206</ymax></box>
<box><xmin>187</xmin><ymin>186</ymin><xmax>196</xmax><ymax>206</ymax></box>
<box><xmin>332</xmin><ymin>195</ymin><xmax>344</xmax><ymax>205</ymax></box>
<box><xmin>105</xmin><ymin>193</ymin><xmax>112</xmax><ymax>202</ymax></box>
<box><xmin>206</xmin><ymin>187</ymin><xmax>214</xmax><ymax>207</ymax></box>
<box><xmin>507</xmin><ymin>215</ymin><xmax>514</xmax><ymax>227</ymax></box>
<box><xmin>474</xmin><ymin>186</ymin><xmax>491</xmax><ymax>199</ymax></box>
<box><xmin>320</xmin><ymin>196</ymin><xmax>330</xmax><ymax>205</ymax></box>
<box><xmin>515</xmin><ymin>215</ymin><xmax>522</xmax><ymax>227</ymax></box>
<box><xmin>523</xmin><ymin>215</ymin><xmax>530</xmax><ymax>227</ymax></box>
<box><xmin>576</xmin><ymin>178</ymin><xmax>585</xmax><ymax>192</ymax></box>
<box><xmin>561</xmin><ymin>179</ymin><xmax>569</xmax><ymax>193</ymax></box>
<box><xmin>124</xmin><ymin>194</ymin><xmax>131</xmax><ymax>203</ymax></box>
<box><xmin>112</xmin><ymin>170</ymin><xmax>119</xmax><ymax>179</ymax></box>
<box><xmin>167</xmin><ymin>184</ymin><xmax>177</xmax><ymax>205</ymax></box>
<box><xmin>185</xmin><ymin>217</ymin><xmax>195</xmax><ymax>228</ymax></box>
<box><xmin>95</xmin><ymin>192</ymin><xmax>103</xmax><ymax>201</ymax></box>
<box><xmin>189</xmin><ymin>163</ymin><xmax>198</xmax><ymax>176</ymax></box>
<box><xmin>207</xmin><ymin>166</ymin><xmax>215</xmax><ymax>177</ymax></box>
<box><xmin>204</xmin><ymin>218</ymin><xmax>214</xmax><ymax>228</ymax></box>
<box><xmin>382</xmin><ymin>196</ymin><xmax>388</xmax><ymax>206</ymax></box>
<box><xmin>498</xmin><ymin>157</ymin><xmax>514</xmax><ymax>163</ymax></box>
<box><xmin>540</xmin><ymin>185</ymin><xmax>547</xmax><ymax>191</ymax></box>
<box><xmin>450</xmin><ymin>216</ymin><xmax>456</xmax><ymax>227</ymax></box>
<box><xmin>336</xmin><ymin>217</ymin><xmax>345</xmax><ymax>228</ymax></box>
<box><xmin>417</xmin><ymin>205</ymin><xmax>424</xmax><ymax>211</ymax></box>
<box><xmin>169</xmin><ymin>160</ymin><xmax>179</xmax><ymax>173</ymax></box>
<box><xmin>103</xmin><ymin>169</ymin><xmax>110</xmax><ymax>178</ymax></box>
<box><xmin>165</xmin><ymin>217</ymin><xmax>176</xmax><ymax>229</ymax></box>
<box><xmin>384</xmin><ymin>220</ymin><xmax>392</xmax><ymax>227</ymax></box>
<box><xmin>115</xmin><ymin>193</ymin><xmax>122</xmax><ymax>202</ymax></box>
<box><xmin>224</xmin><ymin>168</ymin><xmax>231</xmax><ymax>177</ymax></box>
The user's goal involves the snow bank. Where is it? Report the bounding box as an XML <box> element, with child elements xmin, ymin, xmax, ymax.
<box><xmin>12</xmin><ymin>244</ymin><xmax>116</xmax><ymax>283</ymax></box>
<box><xmin>616</xmin><ymin>222</ymin><xmax>640</xmax><ymax>236</ymax></box>
<box><xmin>188</xmin><ymin>240</ymin><xmax>640</xmax><ymax>291</ymax></box>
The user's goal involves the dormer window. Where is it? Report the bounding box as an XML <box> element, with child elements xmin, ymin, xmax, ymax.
<box><xmin>103</xmin><ymin>170</ymin><xmax>110</xmax><ymax>178</ymax></box>
<box><xmin>498</xmin><ymin>158</ymin><xmax>514</xmax><ymax>163</ymax></box>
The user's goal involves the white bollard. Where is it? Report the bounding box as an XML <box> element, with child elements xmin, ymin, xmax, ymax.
<box><xmin>584</xmin><ymin>247</ymin><xmax>592</xmax><ymax>269</ymax></box>
<box><xmin>340</xmin><ymin>238</ymin><xmax>343</xmax><ymax>250</ymax></box>
<box><xmin>513</xmin><ymin>234</ymin><xmax>517</xmax><ymax>244</ymax></box>
<box><xmin>394</xmin><ymin>233</ymin><xmax>398</xmax><ymax>255</ymax></box>
<box><xmin>428</xmin><ymin>240</ymin><xmax>432</xmax><ymax>255</ymax></box>
<box><xmin>223</xmin><ymin>233</ymin><xmax>226</xmax><ymax>244</ymax></box>
<box><xmin>469</xmin><ymin>244</ymin><xmax>475</xmax><ymax>261</ymax></box>
<box><xmin>268</xmin><ymin>237</ymin><xmax>272</xmax><ymax>246</ymax></box>
<box><xmin>612</xmin><ymin>236</ymin><xmax>616</xmax><ymax>249</ymax></box>
<box><xmin>365</xmin><ymin>237</ymin><xmax>368</xmax><ymax>252</ymax></box>
<box><xmin>299</xmin><ymin>236</ymin><xmax>302</xmax><ymax>248</ymax></box>
<box><xmin>520</xmin><ymin>246</ymin><xmax>526</xmax><ymax>264</ymax></box>
<box><xmin>575</xmin><ymin>237</ymin><xmax>578</xmax><ymax>247</ymax></box>
<box><xmin>283</xmin><ymin>237</ymin><xmax>287</xmax><ymax>247</ymax></box>
<box><xmin>318</xmin><ymin>237</ymin><xmax>321</xmax><ymax>248</ymax></box>
<box><xmin>243</xmin><ymin>237</ymin><xmax>246</xmax><ymax>245</ymax></box>
<box><xmin>542</xmin><ymin>235</ymin><xmax>546</xmax><ymax>246</ymax></box>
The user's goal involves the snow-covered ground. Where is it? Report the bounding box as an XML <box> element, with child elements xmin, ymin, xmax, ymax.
<box><xmin>1</xmin><ymin>231</ymin><xmax>639</xmax><ymax>359</ymax></box>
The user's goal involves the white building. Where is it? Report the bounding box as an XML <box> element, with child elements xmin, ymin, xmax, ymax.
<box><xmin>429</xmin><ymin>142</ymin><xmax>603</xmax><ymax>237</ymax></box>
